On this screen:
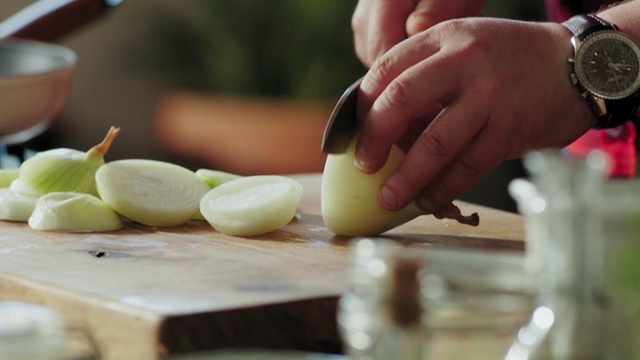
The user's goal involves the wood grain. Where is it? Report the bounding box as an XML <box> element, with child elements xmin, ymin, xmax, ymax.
<box><xmin>0</xmin><ymin>174</ymin><xmax>524</xmax><ymax>359</ymax></box>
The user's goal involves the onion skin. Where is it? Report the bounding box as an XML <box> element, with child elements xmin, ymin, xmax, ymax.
<box><xmin>321</xmin><ymin>136</ymin><xmax>421</xmax><ymax>236</ymax></box>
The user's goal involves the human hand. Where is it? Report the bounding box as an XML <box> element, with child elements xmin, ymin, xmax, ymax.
<box><xmin>353</xmin><ymin>17</ymin><xmax>597</xmax><ymax>214</ymax></box>
<box><xmin>352</xmin><ymin>0</ymin><xmax>484</xmax><ymax>67</ymax></box>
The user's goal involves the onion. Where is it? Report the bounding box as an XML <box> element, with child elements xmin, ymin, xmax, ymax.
<box><xmin>195</xmin><ymin>169</ymin><xmax>242</xmax><ymax>188</ymax></box>
<box><xmin>0</xmin><ymin>188</ymin><xmax>39</xmax><ymax>222</ymax></box>
<box><xmin>20</xmin><ymin>127</ymin><xmax>120</xmax><ymax>196</ymax></box>
<box><xmin>0</xmin><ymin>169</ymin><xmax>19</xmax><ymax>188</ymax></box>
<box><xmin>28</xmin><ymin>192</ymin><xmax>123</xmax><ymax>232</ymax></box>
<box><xmin>96</xmin><ymin>159</ymin><xmax>209</xmax><ymax>227</ymax></box>
<box><xmin>199</xmin><ymin>175</ymin><xmax>302</xmax><ymax>236</ymax></box>
<box><xmin>321</xmin><ymin>135</ymin><xmax>421</xmax><ymax>236</ymax></box>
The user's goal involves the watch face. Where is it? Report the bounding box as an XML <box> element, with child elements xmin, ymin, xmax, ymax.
<box><xmin>575</xmin><ymin>31</ymin><xmax>640</xmax><ymax>99</ymax></box>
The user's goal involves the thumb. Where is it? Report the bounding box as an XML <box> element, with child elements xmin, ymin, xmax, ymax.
<box><xmin>406</xmin><ymin>1</ymin><xmax>440</xmax><ymax>36</ymax></box>
<box><xmin>406</xmin><ymin>0</ymin><xmax>484</xmax><ymax>36</ymax></box>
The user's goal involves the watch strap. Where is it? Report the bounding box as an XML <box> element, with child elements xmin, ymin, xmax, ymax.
<box><xmin>563</xmin><ymin>14</ymin><xmax>615</xmax><ymax>40</ymax></box>
<box><xmin>596</xmin><ymin>94</ymin><xmax>640</xmax><ymax>129</ymax></box>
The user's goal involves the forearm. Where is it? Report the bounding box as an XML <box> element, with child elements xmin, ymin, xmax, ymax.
<box><xmin>598</xmin><ymin>1</ymin><xmax>640</xmax><ymax>40</ymax></box>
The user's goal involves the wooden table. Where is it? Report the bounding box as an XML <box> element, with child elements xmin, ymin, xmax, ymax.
<box><xmin>0</xmin><ymin>174</ymin><xmax>525</xmax><ymax>359</ymax></box>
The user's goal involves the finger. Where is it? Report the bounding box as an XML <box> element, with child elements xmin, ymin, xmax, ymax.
<box><xmin>352</xmin><ymin>0</ymin><xmax>372</xmax><ymax>66</ymax></box>
<box><xmin>406</xmin><ymin>0</ymin><xmax>484</xmax><ymax>36</ymax></box>
<box><xmin>396</xmin><ymin>104</ymin><xmax>442</xmax><ymax>153</ymax></box>
<box><xmin>414</xmin><ymin>126</ymin><xmax>506</xmax><ymax>214</ymax></box>
<box><xmin>352</xmin><ymin>0</ymin><xmax>414</xmax><ymax>67</ymax></box>
<box><xmin>377</xmin><ymin>93</ymin><xmax>489</xmax><ymax>210</ymax></box>
<box><xmin>364</xmin><ymin>0</ymin><xmax>415</xmax><ymax>67</ymax></box>
<box><xmin>355</xmin><ymin>50</ymin><xmax>458</xmax><ymax>173</ymax></box>
<box><xmin>406</xmin><ymin>0</ymin><xmax>443</xmax><ymax>35</ymax></box>
<box><xmin>356</xmin><ymin>30</ymin><xmax>442</xmax><ymax>120</ymax></box>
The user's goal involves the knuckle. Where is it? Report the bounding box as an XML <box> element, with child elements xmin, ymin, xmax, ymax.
<box><xmin>380</xmin><ymin>79</ymin><xmax>413</xmax><ymax>113</ymax></box>
<box><xmin>368</xmin><ymin>52</ymin><xmax>398</xmax><ymax>84</ymax></box>
<box><xmin>416</xmin><ymin>128</ymin><xmax>453</xmax><ymax>159</ymax></box>
<box><xmin>394</xmin><ymin>167</ymin><xmax>422</xmax><ymax>193</ymax></box>
<box><xmin>418</xmin><ymin>177</ymin><xmax>456</xmax><ymax>211</ymax></box>
<box><xmin>453</xmin><ymin>153</ymin><xmax>484</xmax><ymax>179</ymax></box>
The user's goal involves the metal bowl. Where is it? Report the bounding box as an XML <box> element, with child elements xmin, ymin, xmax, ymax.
<box><xmin>0</xmin><ymin>39</ymin><xmax>76</xmax><ymax>144</ymax></box>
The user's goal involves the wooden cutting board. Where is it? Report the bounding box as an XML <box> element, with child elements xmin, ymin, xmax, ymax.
<box><xmin>0</xmin><ymin>174</ymin><xmax>525</xmax><ymax>360</ymax></box>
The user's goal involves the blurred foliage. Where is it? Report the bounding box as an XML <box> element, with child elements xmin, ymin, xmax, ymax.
<box><xmin>133</xmin><ymin>0</ymin><xmax>544</xmax><ymax>100</ymax></box>
<box><xmin>134</xmin><ymin>0</ymin><xmax>365</xmax><ymax>100</ymax></box>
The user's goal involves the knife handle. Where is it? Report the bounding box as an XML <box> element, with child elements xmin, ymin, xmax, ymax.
<box><xmin>0</xmin><ymin>0</ymin><xmax>122</xmax><ymax>42</ymax></box>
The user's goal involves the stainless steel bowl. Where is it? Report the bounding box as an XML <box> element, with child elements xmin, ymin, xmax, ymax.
<box><xmin>0</xmin><ymin>0</ymin><xmax>121</xmax><ymax>145</ymax></box>
<box><xmin>0</xmin><ymin>39</ymin><xmax>76</xmax><ymax>144</ymax></box>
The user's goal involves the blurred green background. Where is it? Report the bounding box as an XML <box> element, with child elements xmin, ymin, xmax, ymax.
<box><xmin>0</xmin><ymin>0</ymin><xmax>546</xmax><ymax>212</ymax></box>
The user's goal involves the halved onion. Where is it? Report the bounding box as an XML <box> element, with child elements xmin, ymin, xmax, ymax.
<box><xmin>96</xmin><ymin>159</ymin><xmax>209</xmax><ymax>227</ymax></box>
<box><xmin>200</xmin><ymin>175</ymin><xmax>302</xmax><ymax>236</ymax></box>
<box><xmin>28</xmin><ymin>192</ymin><xmax>123</xmax><ymax>232</ymax></box>
<box><xmin>322</xmin><ymin>135</ymin><xmax>421</xmax><ymax>236</ymax></box>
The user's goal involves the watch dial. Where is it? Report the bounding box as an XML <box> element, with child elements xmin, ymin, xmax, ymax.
<box><xmin>576</xmin><ymin>31</ymin><xmax>640</xmax><ymax>99</ymax></box>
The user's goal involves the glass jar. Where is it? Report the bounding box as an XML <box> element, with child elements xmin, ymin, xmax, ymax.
<box><xmin>506</xmin><ymin>150</ymin><xmax>640</xmax><ymax>359</ymax></box>
<box><xmin>338</xmin><ymin>239</ymin><xmax>533</xmax><ymax>360</ymax></box>
<box><xmin>0</xmin><ymin>301</ymin><xmax>100</xmax><ymax>360</ymax></box>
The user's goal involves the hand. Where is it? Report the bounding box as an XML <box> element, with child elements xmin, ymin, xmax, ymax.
<box><xmin>352</xmin><ymin>0</ymin><xmax>484</xmax><ymax>67</ymax></box>
<box><xmin>353</xmin><ymin>18</ymin><xmax>597</xmax><ymax>214</ymax></box>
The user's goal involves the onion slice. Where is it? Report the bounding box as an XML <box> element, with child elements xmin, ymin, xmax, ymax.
<box><xmin>28</xmin><ymin>192</ymin><xmax>123</xmax><ymax>232</ymax></box>
<box><xmin>0</xmin><ymin>188</ymin><xmax>39</xmax><ymax>222</ymax></box>
<box><xmin>195</xmin><ymin>169</ymin><xmax>242</xmax><ymax>188</ymax></box>
<box><xmin>199</xmin><ymin>175</ymin><xmax>302</xmax><ymax>236</ymax></box>
<box><xmin>96</xmin><ymin>159</ymin><xmax>209</xmax><ymax>227</ymax></box>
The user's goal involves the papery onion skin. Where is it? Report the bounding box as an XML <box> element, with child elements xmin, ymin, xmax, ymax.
<box><xmin>28</xmin><ymin>192</ymin><xmax>123</xmax><ymax>232</ymax></box>
<box><xmin>96</xmin><ymin>159</ymin><xmax>210</xmax><ymax>227</ymax></box>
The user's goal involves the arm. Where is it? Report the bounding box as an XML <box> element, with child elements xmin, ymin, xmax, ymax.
<box><xmin>598</xmin><ymin>1</ymin><xmax>640</xmax><ymax>39</ymax></box>
<box><xmin>353</xmin><ymin>1</ymin><xmax>640</xmax><ymax>214</ymax></box>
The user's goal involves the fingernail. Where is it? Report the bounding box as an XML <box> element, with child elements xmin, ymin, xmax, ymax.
<box><xmin>354</xmin><ymin>147</ymin><xmax>371</xmax><ymax>171</ymax></box>
<box><xmin>381</xmin><ymin>185</ymin><xmax>399</xmax><ymax>210</ymax></box>
<box><xmin>354</xmin><ymin>157</ymin><xmax>368</xmax><ymax>171</ymax></box>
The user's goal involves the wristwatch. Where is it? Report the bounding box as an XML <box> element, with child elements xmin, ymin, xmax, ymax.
<box><xmin>562</xmin><ymin>14</ymin><xmax>640</xmax><ymax>129</ymax></box>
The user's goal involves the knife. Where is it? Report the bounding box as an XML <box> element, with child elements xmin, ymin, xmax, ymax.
<box><xmin>321</xmin><ymin>77</ymin><xmax>363</xmax><ymax>154</ymax></box>
<box><xmin>0</xmin><ymin>0</ymin><xmax>122</xmax><ymax>42</ymax></box>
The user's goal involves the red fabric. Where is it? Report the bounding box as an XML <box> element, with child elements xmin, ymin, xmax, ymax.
<box><xmin>545</xmin><ymin>0</ymin><xmax>638</xmax><ymax>178</ymax></box>
<box><xmin>565</xmin><ymin>123</ymin><xmax>637</xmax><ymax>178</ymax></box>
